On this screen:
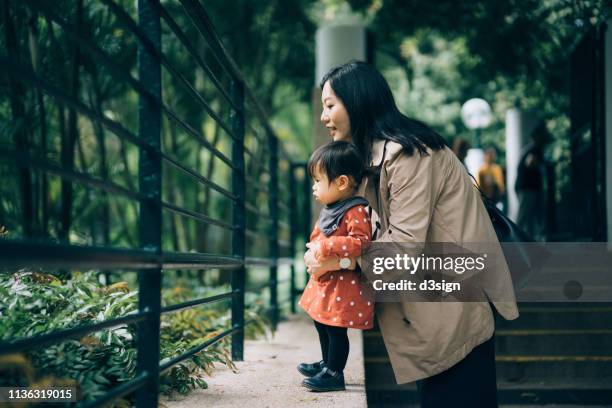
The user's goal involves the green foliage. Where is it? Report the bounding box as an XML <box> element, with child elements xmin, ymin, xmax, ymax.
<box><xmin>0</xmin><ymin>271</ymin><xmax>271</xmax><ymax>403</ymax></box>
<box><xmin>346</xmin><ymin>0</ymin><xmax>607</xmax><ymax>149</ymax></box>
<box><xmin>0</xmin><ymin>0</ymin><xmax>310</xmax><ymax>262</ymax></box>
<box><xmin>337</xmin><ymin>0</ymin><xmax>607</xmax><ymax>213</ymax></box>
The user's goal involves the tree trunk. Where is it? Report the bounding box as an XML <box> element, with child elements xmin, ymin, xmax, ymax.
<box><xmin>26</xmin><ymin>10</ymin><xmax>41</xmax><ymax>236</ymax></box>
<box><xmin>28</xmin><ymin>12</ymin><xmax>49</xmax><ymax>238</ymax></box>
<box><xmin>44</xmin><ymin>16</ymin><xmax>66</xmax><ymax>239</ymax></box>
<box><xmin>91</xmin><ymin>81</ymin><xmax>110</xmax><ymax>247</ymax></box>
<box><xmin>196</xmin><ymin>114</ymin><xmax>221</xmax><ymax>284</ymax></box>
<box><xmin>60</xmin><ymin>0</ymin><xmax>83</xmax><ymax>242</ymax></box>
<box><xmin>168</xmin><ymin>120</ymin><xmax>189</xmax><ymax>251</ymax></box>
<box><xmin>3</xmin><ymin>0</ymin><xmax>34</xmax><ymax>237</ymax></box>
<box><xmin>118</xmin><ymin>142</ymin><xmax>137</xmax><ymax>245</ymax></box>
<box><xmin>196</xmin><ymin>116</ymin><xmax>221</xmax><ymax>252</ymax></box>
<box><xmin>74</xmin><ymin>133</ymin><xmax>93</xmax><ymax>235</ymax></box>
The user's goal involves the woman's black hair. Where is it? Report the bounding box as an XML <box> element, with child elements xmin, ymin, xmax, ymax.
<box><xmin>308</xmin><ymin>141</ymin><xmax>365</xmax><ymax>186</ymax></box>
<box><xmin>320</xmin><ymin>61</ymin><xmax>447</xmax><ymax>167</ymax></box>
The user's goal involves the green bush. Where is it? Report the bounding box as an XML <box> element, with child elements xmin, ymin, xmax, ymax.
<box><xmin>0</xmin><ymin>271</ymin><xmax>271</xmax><ymax>405</ymax></box>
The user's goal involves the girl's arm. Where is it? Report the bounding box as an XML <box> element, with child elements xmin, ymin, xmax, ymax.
<box><xmin>306</xmin><ymin>252</ymin><xmax>357</xmax><ymax>279</ymax></box>
<box><xmin>311</xmin><ymin>205</ymin><xmax>371</xmax><ymax>262</ymax></box>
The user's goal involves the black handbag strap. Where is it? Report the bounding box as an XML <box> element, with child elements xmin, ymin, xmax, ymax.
<box><xmin>467</xmin><ymin>171</ymin><xmax>494</xmax><ymax>206</ymax></box>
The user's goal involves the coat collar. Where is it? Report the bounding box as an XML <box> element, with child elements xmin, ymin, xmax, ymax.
<box><xmin>357</xmin><ymin>139</ymin><xmax>388</xmax><ymax>212</ymax></box>
<box><xmin>371</xmin><ymin>139</ymin><xmax>387</xmax><ymax>167</ymax></box>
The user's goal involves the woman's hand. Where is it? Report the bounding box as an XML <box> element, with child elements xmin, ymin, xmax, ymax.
<box><xmin>304</xmin><ymin>249</ymin><xmax>335</xmax><ymax>278</ymax></box>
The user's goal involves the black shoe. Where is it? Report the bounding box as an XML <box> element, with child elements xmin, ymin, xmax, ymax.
<box><xmin>302</xmin><ymin>367</ymin><xmax>345</xmax><ymax>392</ymax></box>
<box><xmin>297</xmin><ymin>360</ymin><xmax>325</xmax><ymax>377</ymax></box>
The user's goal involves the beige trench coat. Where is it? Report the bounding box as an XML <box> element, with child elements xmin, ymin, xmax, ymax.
<box><xmin>358</xmin><ymin>139</ymin><xmax>519</xmax><ymax>384</ymax></box>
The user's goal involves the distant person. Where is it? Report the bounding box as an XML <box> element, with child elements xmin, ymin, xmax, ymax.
<box><xmin>477</xmin><ymin>147</ymin><xmax>505</xmax><ymax>207</ymax></box>
<box><xmin>515</xmin><ymin>121</ymin><xmax>550</xmax><ymax>241</ymax></box>
<box><xmin>451</xmin><ymin>138</ymin><xmax>471</xmax><ymax>165</ymax></box>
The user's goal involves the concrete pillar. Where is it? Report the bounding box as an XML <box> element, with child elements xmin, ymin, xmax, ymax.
<box><xmin>316</xmin><ymin>25</ymin><xmax>367</xmax><ymax>86</ymax></box>
<box><xmin>605</xmin><ymin>18</ymin><xmax>612</xmax><ymax>244</ymax></box>
<box><xmin>505</xmin><ymin>108</ymin><xmax>539</xmax><ymax>221</ymax></box>
<box><xmin>465</xmin><ymin>148</ymin><xmax>485</xmax><ymax>182</ymax></box>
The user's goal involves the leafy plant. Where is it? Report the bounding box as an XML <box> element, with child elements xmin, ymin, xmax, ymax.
<box><xmin>0</xmin><ymin>271</ymin><xmax>272</xmax><ymax>405</ymax></box>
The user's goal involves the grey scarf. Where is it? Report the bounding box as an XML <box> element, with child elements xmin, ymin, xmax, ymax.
<box><xmin>317</xmin><ymin>196</ymin><xmax>369</xmax><ymax>236</ymax></box>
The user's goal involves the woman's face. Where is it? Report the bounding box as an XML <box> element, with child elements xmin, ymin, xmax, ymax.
<box><xmin>320</xmin><ymin>81</ymin><xmax>351</xmax><ymax>142</ymax></box>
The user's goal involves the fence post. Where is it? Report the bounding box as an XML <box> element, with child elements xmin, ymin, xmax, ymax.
<box><xmin>135</xmin><ymin>0</ymin><xmax>162</xmax><ymax>407</ymax></box>
<box><xmin>268</xmin><ymin>135</ymin><xmax>279</xmax><ymax>329</ymax></box>
<box><xmin>545</xmin><ymin>162</ymin><xmax>556</xmax><ymax>240</ymax></box>
<box><xmin>289</xmin><ymin>164</ymin><xmax>297</xmax><ymax>313</ymax></box>
<box><xmin>302</xmin><ymin>164</ymin><xmax>311</xmax><ymax>286</ymax></box>
<box><xmin>231</xmin><ymin>79</ymin><xmax>246</xmax><ymax>360</ymax></box>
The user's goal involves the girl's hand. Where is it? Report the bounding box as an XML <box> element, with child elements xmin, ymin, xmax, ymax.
<box><xmin>304</xmin><ymin>249</ymin><xmax>327</xmax><ymax>277</ymax></box>
<box><xmin>304</xmin><ymin>249</ymin><xmax>319</xmax><ymax>272</ymax></box>
<box><xmin>305</xmin><ymin>242</ymin><xmax>324</xmax><ymax>262</ymax></box>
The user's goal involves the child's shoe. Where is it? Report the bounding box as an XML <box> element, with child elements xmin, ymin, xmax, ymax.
<box><xmin>302</xmin><ymin>367</ymin><xmax>345</xmax><ymax>392</ymax></box>
<box><xmin>297</xmin><ymin>360</ymin><xmax>325</xmax><ymax>377</ymax></box>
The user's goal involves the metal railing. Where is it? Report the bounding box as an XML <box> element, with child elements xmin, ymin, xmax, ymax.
<box><xmin>0</xmin><ymin>0</ymin><xmax>310</xmax><ymax>406</ymax></box>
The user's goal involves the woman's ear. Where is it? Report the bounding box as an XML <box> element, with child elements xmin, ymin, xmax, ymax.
<box><xmin>335</xmin><ymin>175</ymin><xmax>351</xmax><ymax>191</ymax></box>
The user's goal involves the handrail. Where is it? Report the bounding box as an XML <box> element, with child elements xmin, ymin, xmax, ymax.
<box><xmin>159</xmin><ymin>325</ymin><xmax>241</xmax><ymax>373</ymax></box>
<box><xmin>0</xmin><ymin>147</ymin><xmax>147</xmax><ymax>202</ymax></box>
<box><xmin>179</xmin><ymin>0</ymin><xmax>291</xmax><ymax>159</ymax></box>
<box><xmin>161</xmin><ymin>291</ymin><xmax>236</xmax><ymax>314</ymax></box>
<box><xmin>78</xmin><ymin>372</ymin><xmax>150</xmax><ymax>408</ymax></box>
<box><xmin>0</xmin><ymin>56</ymin><xmax>149</xmax><ymax>150</ymax></box>
<box><xmin>0</xmin><ymin>312</ymin><xmax>151</xmax><ymax>356</ymax></box>
<box><xmin>0</xmin><ymin>1</ymin><xmax>310</xmax><ymax>407</ymax></box>
<box><xmin>161</xmin><ymin>201</ymin><xmax>237</xmax><ymax>230</ymax></box>
<box><xmin>153</xmin><ymin>1</ymin><xmax>238</xmax><ymax>111</ymax></box>
<box><xmin>161</xmin><ymin>152</ymin><xmax>238</xmax><ymax>201</ymax></box>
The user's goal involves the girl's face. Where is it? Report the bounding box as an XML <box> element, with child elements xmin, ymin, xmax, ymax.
<box><xmin>311</xmin><ymin>167</ymin><xmax>350</xmax><ymax>205</ymax></box>
<box><xmin>320</xmin><ymin>81</ymin><xmax>351</xmax><ymax>142</ymax></box>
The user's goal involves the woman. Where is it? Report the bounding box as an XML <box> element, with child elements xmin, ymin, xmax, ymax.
<box><xmin>306</xmin><ymin>61</ymin><xmax>519</xmax><ymax>408</ymax></box>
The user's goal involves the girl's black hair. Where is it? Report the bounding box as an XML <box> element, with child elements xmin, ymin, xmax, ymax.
<box><xmin>320</xmin><ymin>61</ymin><xmax>447</xmax><ymax>167</ymax></box>
<box><xmin>308</xmin><ymin>141</ymin><xmax>365</xmax><ymax>185</ymax></box>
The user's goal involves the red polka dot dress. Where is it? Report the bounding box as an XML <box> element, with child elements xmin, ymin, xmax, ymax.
<box><xmin>299</xmin><ymin>204</ymin><xmax>374</xmax><ymax>330</ymax></box>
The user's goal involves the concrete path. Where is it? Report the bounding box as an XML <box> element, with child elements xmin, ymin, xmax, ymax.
<box><xmin>161</xmin><ymin>313</ymin><xmax>367</xmax><ymax>408</ymax></box>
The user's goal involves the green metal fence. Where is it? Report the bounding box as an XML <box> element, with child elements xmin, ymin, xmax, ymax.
<box><xmin>0</xmin><ymin>0</ymin><xmax>309</xmax><ymax>406</ymax></box>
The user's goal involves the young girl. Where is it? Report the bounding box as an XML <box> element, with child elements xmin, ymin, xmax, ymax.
<box><xmin>298</xmin><ymin>141</ymin><xmax>374</xmax><ymax>392</ymax></box>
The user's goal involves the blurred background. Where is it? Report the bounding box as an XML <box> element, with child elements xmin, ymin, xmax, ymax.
<box><xmin>0</xmin><ymin>0</ymin><xmax>611</xmax><ymax>406</ymax></box>
<box><xmin>1</xmin><ymin>0</ymin><xmax>610</xmax><ymax>246</ymax></box>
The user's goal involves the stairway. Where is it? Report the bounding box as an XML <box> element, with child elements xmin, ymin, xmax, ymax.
<box><xmin>363</xmin><ymin>303</ymin><xmax>612</xmax><ymax>407</ymax></box>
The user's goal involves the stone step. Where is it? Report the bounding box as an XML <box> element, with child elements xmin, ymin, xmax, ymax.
<box><xmin>496</xmin><ymin>355</ymin><xmax>612</xmax><ymax>381</ymax></box>
<box><xmin>496</xmin><ymin>329</ymin><xmax>612</xmax><ymax>355</ymax></box>
<box><xmin>365</xmin><ymin>329</ymin><xmax>612</xmax><ymax>355</ymax></box>
<box><xmin>365</xmin><ymin>355</ymin><xmax>612</xmax><ymax>381</ymax></box>
<box><xmin>497</xmin><ymin>304</ymin><xmax>612</xmax><ymax>330</ymax></box>
<box><xmin>365</xmin><ymin>360</ymin><xmax>612</xmax><ymax>406</ymax></box>
<box><xmin>365</xmin><ymin>385</ymin><xmax>612</xmax><ymax>407</ymax></box>
<box><xmin>365</xmin><ymin>355</ymin><xmax>612</xmax><ymax>383</ymax></box>
<box><xmin>364</xmin><ymin>303</ymin><xmax>612</xmax><ymax>406</ymax></box>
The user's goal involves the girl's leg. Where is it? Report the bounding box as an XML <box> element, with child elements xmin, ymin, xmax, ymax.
<box><xmin>302</xmin><ymin>323</ymin><xmax>347</xmax><ymax>391</ymax></box>
<box><xmin>314</xmin><ymin>320</ymin><xmax>330</xmax><ymax>364</ymax></box>
<box><xmin>325</xmin><ymin>325</ymin><xmax>349</xmax><ymax>372</ymax></box>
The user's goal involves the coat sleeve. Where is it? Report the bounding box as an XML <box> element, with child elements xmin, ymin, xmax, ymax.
<box><xmin>317</xmin><ymin>205</ymin><xmax>372</xmax><ymax>260</ymax></box>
